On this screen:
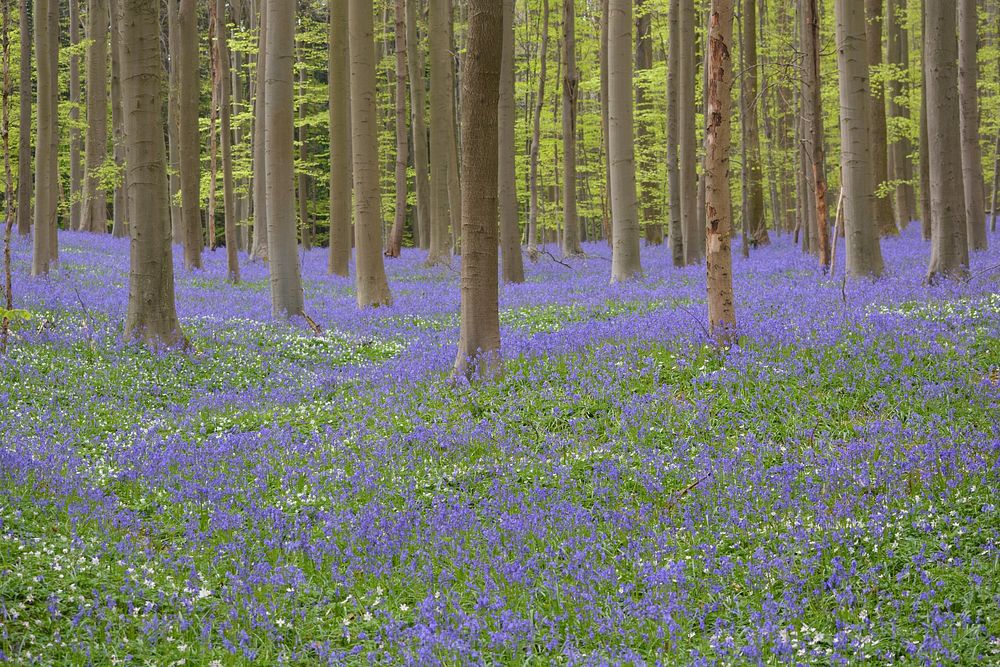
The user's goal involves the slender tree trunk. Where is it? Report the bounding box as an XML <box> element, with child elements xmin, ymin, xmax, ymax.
<box><xmin>453</xmin><ymin>0</ymin><xmax>502</xmax><ymax>379</ymax></box>
<box><xmin>635</xmin><ymin>2</ymin><xmax>661</xmax><ymax>245</ymax></box>
<box><xmin>528</xmin><ymin>0</ymin><xmax>549</xmax><ymax>256</ymax></box>
<box><xmin>178</xmin><ymin>0</ymin><xmax>202</xmax><ymax>268</ymax></box>
<box><xmin>446</xmin><ymin>3</ymin><xmax>462</xmax><ymax>254</ymax></box>
<box><xmin>990</xmin><ymin>127</ymin><xmax>999</xmax><ymax>233</ymax></box>
<box><xmin>265</xmin><ymin>0</ymin><xmax>304</xmax><ymax>316</ymax></box>
<box><xmin>925</xmin><ymin>0</ymin><xmax>970</xmax><ymax>280</ymax></box>
<box><xmin>802</xmin><ymin>0</ymin><xmax>829</xmax><ymax>270</ymax></box>
<box><xmin>252</xmin><ymin>0</ymin><xmax>269</xmax><ymax>260</ymax></box>
<box><xmin>918</xmin><ymin>4</ymin><xmax>931</xmax><ymax>241</ymax></box>
<box><xmin>69</xmin><ymin>0</ymin><xmax>82</xmax><ymax>231</ymax></box>
<box><xmin>207</xmin><ymin>8</ymin><xmax>219</xmax><ymax>252</ymax></box>
<box><xmin>167</xmin><ymin>0</ymin><xmax>182</xmax><ymax>243</ymax></box>
<box><xmin>406</xmin><ymin>0</ymin><xmax>430</xmax><ymax>251</ymax></box>
<box><xmin>80</xmin><ymin>0</ymin><xmax>109</xmax><ymax>233</ymax></box>
<box><xmin>348</xmin><ymin>0</ymin><xmax>393</xmax><ymax>307</ymax></box>
<box><xmin>328</xmin><ymin>0</ymin><xmax>351</xmax><ymax>275</ymax></box>
<box><xmin>706</xmin><ymin>0</ymin><xmax>736</xmax><ymax>338</ymax></box>
<box><xmin>599</xmin><ymin>0</ymin><xmax>611</xmax><ymax>245</ymax></box>
<box><xmin>3</xmin><ymin>0</ymin><xmax>13</xmax><ymax>352</ymax></box>
<box><xmin>958</xmin><ymin>0</ymin><xmax>987</xmax><ymax>250</ymax></box>
<box><xmin>386</xmin><ymin>0</ymin><xmax>408</xmax><ymax>258</ymax></box>
<box><xmin>15</xmin><ymin>0</ymin><xmax>29</xmax><ymax>237</ymax></box>
<box><xmin>865</xmin><ymin>0</ymin><xmax>897</xmax><ymax>237</ymax></box>
<box><xmin>608</xmin><ymin>0</ymin><xmax>641</xmax><ymax>281</ymax></box>
<box><xmin>886</xmin><ymin>0</ymin><xmax>914</xmax><ymax>229</ymax></box>
<box><xmin>678</xmin><ymin>0</ymin><xmax>698</xmax><ymax>265</ymax></box>
<box><xmin>667</xmin><ymin>0</ymin><xmax>682</xmax><ymax>265</ymax></box>
<box><xmin>217</xmin><ymin>0</ymin><xmax>239</xmax><ymax>282</ymax></box>
<box><xmin>741</xmin><ymin>0</ymin><xmax>768</xmax><ymax>246</ymax></box>
<box><xmin>31</xmin><ymin>0</ymin><xmax>57</xmax><ymax>275</ymax></box>
<box><xmin>498</xmin><ymin>0</ymin><xmax>524</xmax><ymax>281</ymax></box>
<box><xmin>427</xmin><ymin>0</ymin><xmax>452</xmax><ymax>264</ymax></box>
<box><xmin>561</xmin><ymin>0</ymin><xmax>582</xmax><ymax>256</ymax></box>
<box><xmin>109</xmin><ymin>0</ymin><xmax>126</xmax><ymax>238</ymax></box>
<box><xmin>835</xmin><ymin>0</ymin><xmax>884</xmax><ymax>278</ymax></box>
<box><xmin>296</xmin><ymin>42</ymin><xmax>310</xmax><ymax>251</ymax></box>
<box><xmin>119</xmin><ymin>0</ymin><xmax>183</xmax><ymax>346</ymax></box>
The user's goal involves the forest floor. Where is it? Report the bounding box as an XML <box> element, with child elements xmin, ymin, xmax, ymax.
<box><xmin>1</xmin><ymin>226</ymin><xmax>999</xmax><ymax>665</ymax></box>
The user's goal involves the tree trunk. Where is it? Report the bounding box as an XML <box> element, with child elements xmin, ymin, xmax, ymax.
<box><xmin>635</xmin><ymin>3</ymin><xmax>661</xmax><ymax>246</ymax></box>
<box><xmin>834</xmin><ymin>0</ymin><xmax>884</xmax><ymax>278</ymax></box>
<box><xmin>252</xmin><ymin>0</ymin><xmax>269</xmax><ymax>260</ymax></box>
<box><xmin>918</xmin><ymin>4</ymin><xmax>931</xmax><ymax>241</ymax></box>
<box><xmin>559</xmin><ymin>0</ymin><xmax>582</xmax><ymax>256</ymax></box>
<box><xmin>207</xmin><ymin>10</ymin><xmax>219</xmax><ymax>252</ymax></box>
<box><xmin>453</xmin><ymin>0</ymin><xmax>502</xmax><ymax>379</ymax></box>
<box><xmin>31</xmin><ymin>0</ymin><xmax>57</xmax><ymax>276</ymax></box>
<box><xmin>498</xmin><ymin>0</ymin><xmax>524</xmax><ymax>281</ymax></box>
<box><xmin>167</xmin><ymin>0</ymin><xmax>182</xmax><ymax>243</ymax></box>
<box><xmin>348</xmin><ymin>0</ymin><xmax>393</xmax><ymax>307</ymax></box>
<box><xmin>958</xmin><ymin>0</ymin><xmax>987</xmax><ymax>250</ymax></box>
<box><xmin>528</xmin><ymin>0</ymin><xmax>549</xmax><ymax>255</ymax></box>
<box><xmin>741</xmin><ymin>0</ymin><xmax>768</xmax><ymax>246</ymax></box>
<box><xmin>705</xmin><ymin>0</ymin><xmax>736</xmax><ymax>338</ymax></box>
<box><xmin>608</xmin><ymin>0</ymin><xmax>641</xmax><ymax>281</ymax></box>
<box><xmin>217</xmin><ymin>0</ymin><xmax>239</xmax><ymax>282</ymax></box>
<box><xmin>385</xmin><ymin>0</ymin><xmax>408</xmax><ymax>258</ymax></box>
<box><xmin>296</xmin><ymin>42</ymin><xmax>310</xmax><ymax>251</ymax></box>
<box><xmin>446</xmin><ymin>4</ymin><xmax>462</xmax><ymax>254</ymax></box>
<box><xmin>69</xmin><ymin>0</ymin><xmax>82</xmax><ymax>231</ymax></box>
<box><xmin>16</xmin><ymin>0</ymin><xmax>30</xmax><ymax>237</ymax></box>
<box><xmin>678</xmin><ymin>0</ymin><xmax>698</xmax><ymax>265</ymax></box>
<box><xmin>178</xmin><ymin>0</ymin><xmax>202</xmax><ymax>268</ymax></box>
<box><xmin>925</xmin><ymin>0</ymin><xmax>970</xmax><ymax>280</ymax></box>
<box><xmin>265</xmin><ymin>0</ymin><xmax>304</xmax><ymax>316</ymax></box>
<box><xmin>667</xmin><ymin>0</ymin><xmax>682</xmax><ymax>265</ymax></box>
<box><xmin>119</xmin><ymin>0</ymin><xmax>183</xmax><ymax>346</ymax></box>
<box><xmin>886</xmin><ymin>0</ymin><xmax>914</xmax><ymax>229</ymax></box>
<box><xmin>406</xmin><ymin>0</ymin><xmax>431</xmax><ymax>251</ymax></box>
<box><xmin>328</xmin><ymin>0</ymin><xmax>351</xmax><ymax>275</ymax></box>
<box><xmin>801</xmin><ymin>0</ymin><xmax>829</xmax><ymax>270</ymax></box>
<box><xmin>427</xmin><ymin>0</ymin><xmax>452</xmax><ymax>264</ymax></box>
<box><xmin>80</xmin><ymin>0</ymin><xmax>109</xmax><ymax>233</ymax></box>
<box><xmin>109</xmin><ymin>0</ymin><xmax>126</xmax><ymax>238</ymax></box>
<box><xmin>864</xmin><ymin>0</ymin><xmax>897</xmax><ymax>237</ymax></box>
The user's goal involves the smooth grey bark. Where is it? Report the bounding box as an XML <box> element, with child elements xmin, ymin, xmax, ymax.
<box><xmin>834</xmin><ymin>0</ymin><xmax>884</xmax><ymax>278</ymax></box>
<box><xmin>16</xmin><ymin>0</ymin><xmax>29</xmax><ymax>236</ymax></box>
<box><xmin>801</xmin><ymin>0</ymin><xmax>830</xmax><ymax>270</ymax></box>
<box><xmin>608</xmin><ymin>0</ymin><xmax>641</xmax><ymax>281</ymax></box>
<box><xmin>918</xmin><ymin>4</ymin><xmax>931</xmax><ymax>241</ymax></box>
<box><xmin>865</xmin><ymin>0</ymin><xmax>897</xmax><ymax>237</ymax></box>
<box><xmin>166</xmin><ymin>0</ymin><xmax>182</xmax><ymax>243</ymax></box>
<box><xmin>741</xmin><ymin>0</ymin><xmax>768</xmax><ymax>246</ymax></box>
<box><xmin>328</xmin><ymin>0</ymin><xmax>351</xmax><ymax>276</ymax></box>
<box><xmin>110</xmin><ymin>0</ymin><xmax>126</xmax><ymax>238</ymax></box>
<box><xmin>386</xmin><ymin>0</ymin><xmax>408</xmax><ymax>258</ymax></box>
<box><xmin>252</xmin><ymin>0</ymin><xmax>269</xmax><ymax>260</ymax></box>
<box><xmin>886</xmin><ymin>0</ymin><xmax>914</xmax><ymax>229</ymax></box>
<box><xmin>264</xmin><ymin>0</ymin><xmax>304</xmax><ymax>316</ymax></box>
<box><xmin>958</xmin><ymin>0</ymin><xmax>987</xmax><ymax>250</ymax></box>
<box><xmin>178</xmin><ymin>0</ymin><xmax>202</xmax><ymax>269</ymax></box>
<box><xmin>216</xmin><ymin>0</ymin><xmax>239</xmax><ymax>282</ymax></box>
<box><xmin>527</xmin><ymin>0</ymin><xmax>549</xmax><ymax>255</ymax></box>
<box><xmin>635</xmin><ymin>3</ymin><xmax>661</xmax><ymax>245</ymax></box>
<box><xmin>678</xmin><ymin>0</ymin><xmax>698</xmax><ymax>265</ymax></box>
<box><xmin>69</xmin><ymin>0</ymin><xmax>82</xmax><ymax>231</ymax></box>
<box><xmin>667</xmin><ymin>0</ymin><xmax>682</xmax><ymax>265</ymax></box>
<box><xmin>406</xmin><ymin>0</ymin><xmax>431</xmax><ymax>251</ymax></box>
<box><xmin>925</xmin><ymin>0</ymin><xmax>970</xmax><ymax>280</ymax></box>
<box><xmin>119</xmin><ymin>0</ymin><xmax>183</xmax><ymax>346</ymax></box>
<box><xmin>31</xmin><ymin>0</ymin><xmax>57</xmax><ymax>276</ymax></box>
<box><xmin>348</xmin><ymin>0</ymin><xmax>393</xmax><ymax>307</ymax></box>
<box><xmin>80</xmin><ymin>0</ymin><xmax>109</xmax><ymax>234</ymax></box>
<box><xmin>561</xmin><ymin>0</ymin><xmax>582</xmax><ymax>256</ymax></box>
<box><xmin>498</xmin><ymin>0</ymin><xmax>524</xmax><ymax>282</ymax></box>
<box><xmin>426</xmin><ymin>0</ymin><xmax>452</xmax><ymax>264</ymax></box>
<box><xmin>453</xmin><ymin>0</ymin><xmax>502</xmax><ymax>379</ymax></box>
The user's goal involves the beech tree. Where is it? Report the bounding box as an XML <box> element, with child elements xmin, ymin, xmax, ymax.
<box><xmin>31</xmin><ymin>0</ymin><xmax>58</xmax><ymax>276</ymax></box>
<box><xmin>348</xmin><ymin>0</ymin><xmax>392</xmax><ymax>307</ymax></box>
<box><xmin>328</xmin><ymin>0</ymin><xmax>351</xmax><ymax>276</ymax></box>
<box><xmin>427</xmin><ymin>0</ymin><xmax>453</xmax><ymax>265</ymax></box>
<box><xmin>80</xmin><ymin>0</ymin><xmax>109</xmax><ymax>234</ymax></box>
<box><xmin>834</xmin><ymin>0</ymin><xmax>884</xmax><ymax>278</ymax></box>
<box><xmin>454</xmin><ymin>0</ymin><xmax>503</xmax><ymax>379</ymax></box>
<box><xmin>678</xmin><ymin>0</ymin><xmax>698</xmax><ymax>265</ymax></box>
<box><xmin>264</xmin><ymin>0</ymin><xmax>304</xmax><ymax>317</ymax></box>
<box><xmin>958</xmin><ymin>0</ymin><xmax>987</xmax><ymax>251</ymax></box>
<box><xmin>498</xmin><ymin>0</ymin><xmax>525</xmax><ymax>282</ymax></box>
<box><xmin>119</xmin><ymin>0</ymin><xmax>183</xmax><ymax>346</ymax></box>
<box><xmin>865</xmin><ymin>0</ymin><xmax>897</xmax><ymax>238</ymax></box>
<box><xmin>608</xmin><ymin>0</ymin><xmax>641</xmax><ymax>282</ymax></box>
<box><xmin>178</xmin><ymin>0</ymin><xmax>202</xmax><ymax>269</ymax></box>
<box><xmin>741</xmin><ymin>0</ymin><xmax>767</xmax><ymax>246</ymax></box>
<box><xmin>406</xmin><ymin>0</ymin><xmax>431</xmax><ymax>251</ymax></box>
<box><xmin>561</xmin><ymin>0</ymin><xmax>582</xmax><ymax>257</ymax></box>
<box><xmin>15</xmin><ymin>0</ymin><xmax>28</xmax><ymax>237</ymax></box>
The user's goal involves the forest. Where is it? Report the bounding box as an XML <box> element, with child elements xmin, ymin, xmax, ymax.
<box><xmin>0</xmin><ymin>0</ymin><xmax>999</xmax><ymax>664</ymax></box>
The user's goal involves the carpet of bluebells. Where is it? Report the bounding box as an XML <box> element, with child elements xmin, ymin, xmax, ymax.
<box><xmin>1</xmin><ymin>226</ymin><xmax>999</xmax><ymax>666</ymax></box>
